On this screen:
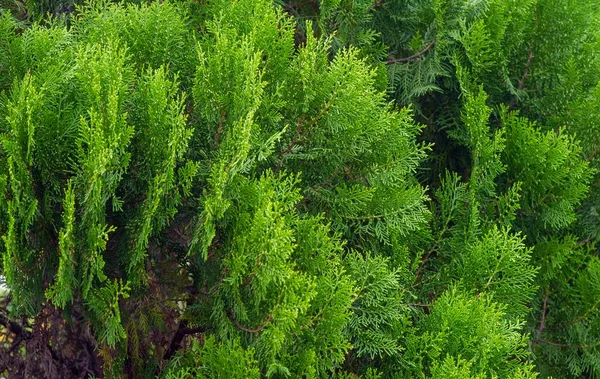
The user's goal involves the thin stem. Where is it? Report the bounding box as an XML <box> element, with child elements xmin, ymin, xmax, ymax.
<box><xmin>533</xmin><ymin>339</ymin><xmax>600</xmax><ymax>350</ymax></box>
<box><xmin>228</xmin><ymin>308</ymin><xmax>273</xmax><ymax>334</ymax></box>
<box><xmin>386</xmin><ymin>40</ymin><xmax>436</xmax><ymax>64</ymax></box>
<box><xmin>538</xmin><ymin>289</ymin><xmax>549</xmax><ymax>336</ymax></box>
<box><xmin>509</xmin><ymin>8</ymin><xmax>538</xmax><ymax>109</ymax></box>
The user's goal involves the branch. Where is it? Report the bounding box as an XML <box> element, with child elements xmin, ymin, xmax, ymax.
<box><xmin>275</xmin><ymin>83</ymin><xmax>343</xmax><ymax>173</ymax></box>
<box><xmin>414</xmin><ymin>252</ymin><xmax>434</xmax><ymax>281</ymax></box>
<box><xmin>214</xmin><ymin>109</ymin><xmax>226</xmax><ymax>147</ymax></box>
<box><xmin>386</xmin><ymin>41</ymin><xmax>436</xmax><ymax>64</ymax></box>
<box><xmin>163</xmin><ymin>320</ymin><xmax>208</xmax><ymax>360</ymax></box>
<box><xmin>509</xmin><ymin>8</ymin><xmax>538</xmax><ymax>110</ymax></box>
<box><xmin>414</xmin><ymin>195</ymin><xmax>461</xmax><ymax>284</ymax></box>
<box><xmin>538</xmin><ymin>289</ymin><xmax>549</xmax><ymax>335</ymax></box>
<box><xmin>516</xmin><ymin>51</ymin><xmax>535</xmax><ymax>91</ymax></box>
<box><xmin>586</xmin><ymin>146</ymin><xmax>600</xmax><ymax>162</ymax></box>
<box><xmin>228</xmin><ymin>308</ymin><xmax>273</xmax><ymax>334</ymax></box>
<box><xmin>548</xmin><ymin>297</ymin><xmax>600</xmax><ymax>331</ymax></box>
<box><xmin>406</xmin><ymin>302</ymin><xmax>431</xmax><ymax>313</ymax></box>
<box><xmin>532</xmin><ymin>339</ymin><xmax>600</xmax><ymax>350</ymax></box>
<box><xmin>274</xmin><ymin>117</ymin><xmax>305</xmax><ymax>174</ymax></box>
<box><xmin>303</xmin><ymin>165</ymin><xmax>348</xmax><ymax>202</ymax></box>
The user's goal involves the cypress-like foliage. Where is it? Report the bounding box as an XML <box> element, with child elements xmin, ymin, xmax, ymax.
<box><xmin>0</xmin><ymin>0</ymin><xmax>599</xmax><ymax>377</ymax></box>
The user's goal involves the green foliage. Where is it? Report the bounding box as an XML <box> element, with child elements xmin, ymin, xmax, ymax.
<box><xmin>345</xmin><ymin>253</ymin><xmax>407</xmax><ymax>359</ymax></box>
<box><xmin>1</xmin><ymin>0</ymin><xmax>600</xmax><ymax>377</ymax></box>
<box><xmin>452</xmin><ymin>226</ymin><xmax>538</xmax><ymax>319</ymax></box>
<box><xmin>0</xmin><ymin>0</ymin><xmax>427</xmax><ymax>376</ymax></box>
<box><xmin>163</xmin><ymin>337</ymin><xmax>261</xmax><ymax>379</ymax></box>
<box><xmin>501</xmin><ymin>110</ymin><xmax>594</xmax><ymax>234</ymax></box>
<box><xmin>126</xmin><ymin>66</ymin><xmax>195</xmax><ymax>285</ymax></box>
<box><xmin>529</xmin><ymin>237</ymin><xmax>600</xmax><ymax>377</ymax></box>
<box><xmin>75</xmin><ymin>1</ymin><xmax>195</xmax><ymax>80</ymax></box>
<box><xmin>405</xmin><ymin>287</ymin><xmax>536</xmax><ymax>378</ymax></box>
<box><xmin>45</xmin><ymin>180</ymin><xmax>76</xmax><ymax>307</ymax></box>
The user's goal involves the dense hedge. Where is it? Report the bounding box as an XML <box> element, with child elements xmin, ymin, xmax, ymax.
<box><xmin>0</xmin><ymin>0</ymin><xmax>599</xmax><ymax>378</ymax></box>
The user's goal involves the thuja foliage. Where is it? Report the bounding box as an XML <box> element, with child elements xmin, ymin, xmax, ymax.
<box><xmin>285</xmin><ymin>0</ymin><xmax>600</xmax><ymax>377</ymax></box>
<box><xmin>0</xmin><ymin>0</ymin><xmax>425</xmax><ymax>376</ymax></box>
<box><xmin>0</xmin><ymin>0</ymin><xmax>599</xmax><ymax>378</ymax></box>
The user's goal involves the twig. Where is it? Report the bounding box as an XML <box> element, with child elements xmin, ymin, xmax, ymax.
<box><xmin>274</xmin><ymin>117</ymin><xmax>305</xmax><ymax>174</ymax></box>
<box><xmin>280</xmin><ymin>118</ymin><xmax>304</xmax><ymax>158</ymax></box>
<box><xmin>275</xmin><ymin>83</ymin><xmax>341</xmax><ymax>173</ymax></box>
<box><xmin>406</xmin><ymin>302</ymin><xmax>430</xmax><ymax>309</ymax></box>
<box><xmin>214</xmin><ymin>109</ymin><xmax>226</xmax><ymax>147</ymax></box>
<box><xmin>548</xmin><ymin>297</ymin><xmax>600</xmax><ymax>331</ymax></box>
<box><xmin>531</xmin><ymin>290</ymin><xmax>549</xmax><ymax>349</ymax></box>
<box><xmin>228</xmin><ymin>308</ymin><xmax>273</xmax><ymax>334</ymax></box>
<box><xmin>305</xmin><ymin>165</ymin><xmax>347</xmax><ymax>198</ymax></box>
<box><xmin>538</xmin><ymin>289</ymin><xmax>549</xmax><ymax>336</ymax></box>
<box><xmin>415</xmin><ymin>246</ymin><xmax>436</xmax><ymax>280</ymax></box>
<box><xmin>386</xmin><ymin>41</ymin><xmax>436</xmax><ymax>64</ymax></box>
<box><xmin>517</xmin><ymin>51</ymin><xmax>535</xmax><ymax>91</ymax></box>
<box><xmin>415</xmin><ymin>215</ymin><xmax>454</xmax><ymax>281</ymax></box>
<box><xmin>509</xmin><ymin>8</ymin><xmax>538</xmax><ymax>110</ymax></box>
<box><xmin>532</xmin><ymin>339</ymin><xmax>600</xmax><ymax>350</ymax></box>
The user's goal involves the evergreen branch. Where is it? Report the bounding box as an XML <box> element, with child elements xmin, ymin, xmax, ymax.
<box><xmin>307</xmin><ymin>164</ymin><xmax>352</xmax><ymax>195</ymax></box>
<box><xmin>300</xmin><ymin>279</ymin><xmax>344</xmax><ymax>332</ymax></box>
<box><xmin>386</xmin><ymin>41</ymin><xmax>436</xmax><ymax>65</ymax></box>
<box><xmin>517</xmin><ymin>51</ymin><xmax>534</xmax><ymax>91</ymax></box>
<box><xmin>284</xmin><ymin>118</ymin><xmax>305</xmax><ymax>156</ymax></box>
<box><xmin>406</xmin><ymin>302</ymin><xmax>430</xmax><ymax>313</ymax></box>
<box><xmin>343</xmin><ymin>211</ymin><xmax>387</xmax><ymax>221</ymax></box>
<box><xmin>414</xmin><ymin>249</ymin><xmax>435</xmax><ymax>283</ymax></box>
<box><xmin>538</xmin><ymin>289</ymin><xmax>549</xmax><ymax>335</ymax></box>
<box><xmin>214</xmin><ymin>109</ymin><xmax>226</xmax><ymax>147</ymax></box>
<box><xmin>568</xmin><ymin>300</ymin><xmax>600</xmax><ymax>326</ymax></box>
<box><xmin>10</xmin><ymin>249</ymin><xmax>28</xmax><ymax>275</ymax></box>
<box><xmin>276</xmin><ymin>82</ymin><xmax>339</xmax><ymax>172</ymax></box>
<box><xmin>415</xmin><ymin>206</ymin><xmax>456</xmax><ymax>281</ymax></box>
<box><xmin>533</xmin><ymin>189</ymin><xmax>553</xmax><ymax>210</ymax></box>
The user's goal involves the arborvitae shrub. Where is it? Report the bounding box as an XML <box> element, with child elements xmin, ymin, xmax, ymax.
<box><xmin>0</xmin><ymin>0</ymin><xmax>429</xmax><ymax>377</ymax></box>
<box><xmin>285</xmin><ymin>1</ymin><xmax>600</xmax><ymax>376</ymax></box>
<box><xmin>1</xmin><ymin>0</ymin><xmax>599</xmax><ymax>378</ymax></box>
